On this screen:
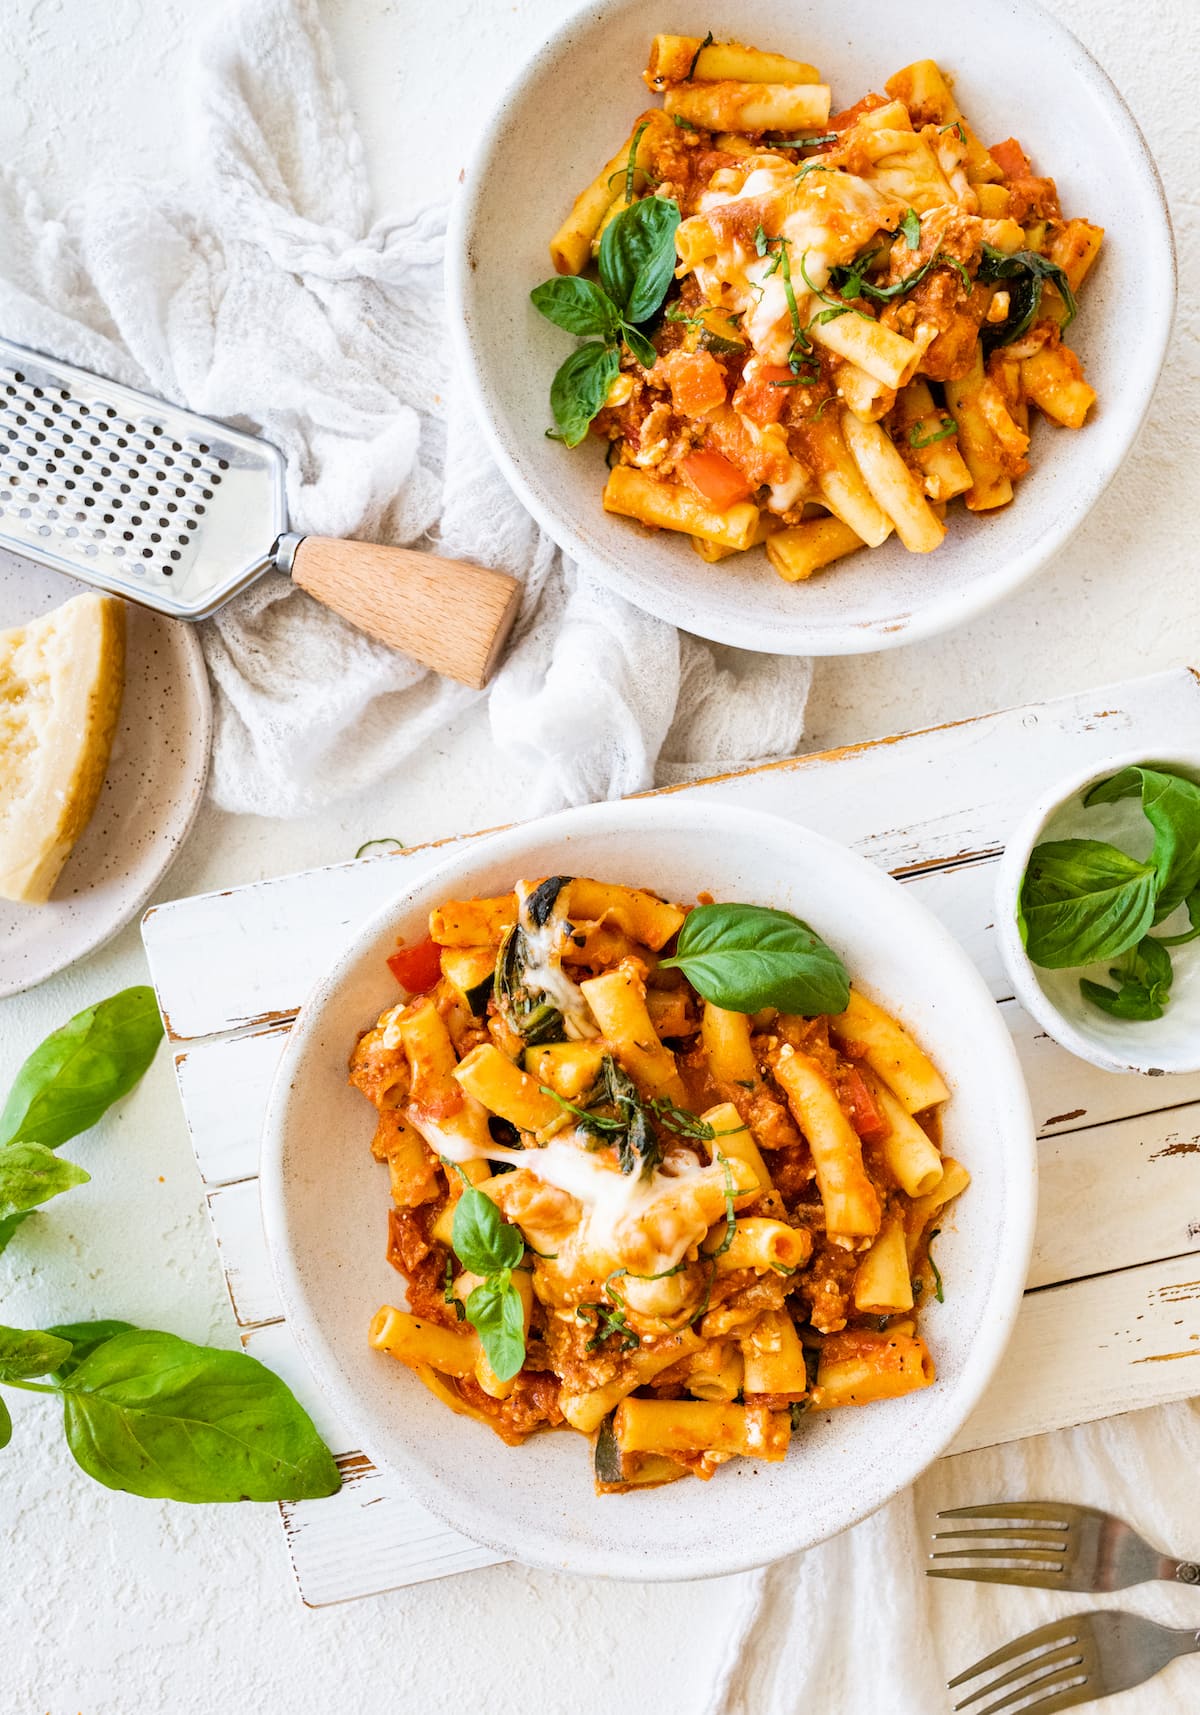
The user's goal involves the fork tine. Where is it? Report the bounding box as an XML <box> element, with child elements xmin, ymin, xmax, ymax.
<box><xmin>949</xmin><ymin>1619</ymin><xmax>1080</xmax><ymax>1688</ymax></box>
<box><xmin>932</xmin><ymin>1547</ymin><xmax>1066</xmax><ymax>1564</ymax></box>
<box><xmin>928</xmin><ymin>1567</ymin><xmax>1073</xmax><ymax>1589</ymax></box>
<box><xmin>954</xmin><ymin>1643</ymin><xmax>1084</xmax><ymax>1708</ymax></box>
<box><xmin>939</xmin><ymin>1502</ymin><xmax>1074</xmax><ymax>1526</ymax></box>
<box><xmin>933</xmin><ymin>1527</ymin><xmax>1068</xmax><ymax>1544</ymax></box>
<box><xmin>969</xmin><ymin>1674</ymin><xmax>1091</xmax><ymax>1715</ymax></box>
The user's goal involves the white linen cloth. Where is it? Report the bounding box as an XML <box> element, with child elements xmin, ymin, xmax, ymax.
<box><xmin>0</xmin><ymin>0</ymin><xmax>811</xmax><ymax>817</ymax></box>
<box><xmin>706</xmin><ymin>1398</ymin><xmax>1200</xmax><ymax>1714</ymax></box>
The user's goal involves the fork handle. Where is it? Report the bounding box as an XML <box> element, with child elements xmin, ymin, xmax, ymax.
<box><xmin>285</xmin><ymin>535</ymin><xmax>521</xmax><ymax>689</ymax></box>
<box><xmin>1164</xmin><ymin>1558</ymin><xmax>1200</xmax><ymax>1586</ymax></box>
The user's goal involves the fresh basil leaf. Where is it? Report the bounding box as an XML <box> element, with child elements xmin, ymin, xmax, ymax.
<box><xmin>0</xmin><ymin>1324</ymin><xmax>74</xmax><ymax>1381</ymax></box>
<box><xmin>1158</xmin><ymin>887</ymin><xmax>1200</xmax><ymax>948</ymax></box>
<box><xmin>59</xmin><ymin>1330</ymin><xmax>340</xmax><ymax>1502</ymax></box>
<box><xmin>452</xmin><ymin>1186</ymin><xmax>524</xmax><ymax>1277</ymax></box>
<box><xmin>977</xmin><ymin>244</ymin><xmax>1077</xmax><ymax>355</ymax></box>
<box><xmin>0</xmin><ymin>1144</ymin><xmax>89</xmax><ymax>1222</ymax></box>
<box><xmin>530</xmin><ymin>276</ymin><xmax>619</xmax><ymax>340</ymax></box>
<box><xmin>899</xmin><ymin>208</ymin><xmax>921</xmax><ymax>250</ymax></box>
<box><xmin>464</xmin><ymin>1274</ymin><xmax>526</xmax><ymax>1382</ymax></box>
<box><xmin>660</xmin><ymin>903</ymin><xmax>850</xmax><ymax>1016</ymax></box>
<box><xmin>1084</xmin><ymin>932</ymin><xmax>1176</xmax><ymax>1020</ymax></box>
<box><xmin>0</xmin><ymin>986</ymin><xmax>163</xmax><ymax>1150</ymax></box>
<box><xmin>1084</xmin><ymin>766</ymin><xmax>1200</xmax><ymax>923</ymax></box>
<box><xmin>1019</xmin><ymin>839</ymin><xmax>1157</xmax><ymax>969</ymax></box>
<box><xmin>0</xmin><ymin>1394</ymin><xmax>11</xmax><ymax>1451</ymax></box>
<box><xmin>621</xmin><ymin>323</ymin><xmax>657</xmax><ymax>369</ymax></box>
<box><xmin>598</xmin><ymin>196</ymin><xmax>681</xmax><ymax>324</ymax></box>
<box><xmin>549</xmin><ymin>342</ymin><xmax>619</xmax><ymax>448</ymax></box>
<box><xmin>45</xmin><ymin>1320</ymin><xmax>139</xmax><ymax>1381</ymax></box>
<box><xmin>0</xmin><ymin>1211</ymin><xmax>33</xmax><ymax>1257</ymax></box>
<box><xmin>1080</xmin><ymin>973</ymin><xmax>1166</xmax><ymax>1022</ymax></box>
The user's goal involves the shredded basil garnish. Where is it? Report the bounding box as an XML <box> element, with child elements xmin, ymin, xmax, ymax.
<box><xmin>753</xmin><ymin>227</ymin><xmax>816</xmax><ymax>369</ymax></box>
<box><xmin>624</xmin><ymin>121</ymin><xmax>649</xmax><ymax>205</ymax></box>
<box><xmin>928</xmin><ymin>1228</ymin><xmax>945</xmax><ymax>1303</ymax></box>
<box><xmin>797</xmin><ymin>249</ymin><xmax>871</xmax><ymax>324</ymax></box>
<box><xmin>685</xmin><ymin>30</ymin><xmax>714</xmax><ymax>80</ymax></box>
<box><xmin>909</xmin><ymin>416</ymin><xmax>957</xmax><ymax>449</ymax></box>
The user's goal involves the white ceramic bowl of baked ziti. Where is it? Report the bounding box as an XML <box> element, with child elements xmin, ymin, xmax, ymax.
<box><xmin>260</xmin><ymin>799</ymin><xmax>1035</xmax><ymax>1579</ymax></box>
<box><xmin>446</xmin><ymin>0</ymin><xmax>1173</xmax><ymax>655</ymax></box>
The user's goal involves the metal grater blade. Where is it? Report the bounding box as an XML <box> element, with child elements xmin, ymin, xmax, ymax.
<box><xmin>0</xmin><ymin>336</ymin><xmax>287</xmax><ymax>619</ymax></box>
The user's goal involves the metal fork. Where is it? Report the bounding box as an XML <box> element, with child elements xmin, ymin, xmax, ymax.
<box><xmin>927</xmin><ymin>1500</ymin><xmax>1200</xmax><ymax>1592</ymax></box>
<box><xmin>949</xmin><ymin>1610</ymin><xmax>1200</xmax><ymax>1714</ymax></box>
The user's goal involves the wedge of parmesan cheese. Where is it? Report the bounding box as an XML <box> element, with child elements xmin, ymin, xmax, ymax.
<box><xmin>0</xmin><ymin>593</ymin><xmax>126</xmax><ymax>905</ymax></box>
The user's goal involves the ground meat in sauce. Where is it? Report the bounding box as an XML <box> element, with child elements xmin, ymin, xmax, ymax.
<box><xmin>456</xmin><ymin>1370</ymin><xmax>565</xmax><ymax>1440</ymax></box>
<box><xmin>387</xmin><ymin>1207</ymin><xmax>457</xmax><ymax>1326</ymax></box>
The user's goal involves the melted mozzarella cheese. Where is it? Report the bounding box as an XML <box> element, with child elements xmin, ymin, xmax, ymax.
<box><xmin>407</xmin><ymin>1112</ymin><xmax>725</xmax><ymax>1280</ymax></box>
<box><xmin>697</xmin><ymin>164</ymin><xmax>897</xmax><ymax>370</ymax></box>
<box><xmin>515</xmin><ymin>880</ymin><xmax>598</xmax><ymax>1041</ymax></box>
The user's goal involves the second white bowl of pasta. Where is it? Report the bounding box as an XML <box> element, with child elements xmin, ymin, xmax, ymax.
<box><xmin>447</xmin><ymin>0</ymin><xmax>1172</xmax><ymax>655</ymax></box>
<box><xmin>260</xmin><ymin>798</ymin><xmax>1035</xmax><ymax>1579</ymax></box>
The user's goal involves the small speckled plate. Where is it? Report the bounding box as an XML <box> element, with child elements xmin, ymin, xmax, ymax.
<box><xmin>0</xmin><ymin>551</ymin><xmax>210</xmax><ymax>997</ymax></box>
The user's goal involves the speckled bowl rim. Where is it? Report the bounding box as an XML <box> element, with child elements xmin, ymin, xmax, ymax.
<box><xmin>445</xmin><ymin>0</ymin><xmax>1176</xmax><ymax>657</ymax></box>
<box><xmin>995</xmin><ymin>745</ymin><xmax>1200</xmax><ymax>1076</ymax></box>
<box><xmin>261</xmin><ymin>798</ymin><xmax>1037</xmax><ymax>1580</ymax></box>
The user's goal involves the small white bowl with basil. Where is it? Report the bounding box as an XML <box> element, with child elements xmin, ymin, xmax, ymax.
<box><xmin>997</xmin><ymin>753</ymin><xmax>1200</xmax><ymax>1075</ymax></box>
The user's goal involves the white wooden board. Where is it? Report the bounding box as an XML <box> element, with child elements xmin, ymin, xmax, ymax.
<box><xmin>142</xmin><ymin>667</ymin><xmax>1200</xmax><ymax>1606</ymax></box>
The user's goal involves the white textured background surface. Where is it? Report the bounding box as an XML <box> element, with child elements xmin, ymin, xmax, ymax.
<box><xmin>0</xmin><ymin>1</ymin><xmax>1196</xmax><ymax>1711</ymax></box>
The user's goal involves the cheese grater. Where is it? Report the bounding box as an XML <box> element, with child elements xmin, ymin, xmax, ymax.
<box><xmin>0</xmin><ymin>336</ymin><xmax>520</xmax><ymax>688</ymax></box>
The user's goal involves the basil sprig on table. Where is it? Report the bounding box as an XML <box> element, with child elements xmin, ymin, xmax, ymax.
<box><xmin>659</xmin><ymin>903</ymin><xmax>851</xmax><ymax>1016</ymax></box>
<box><xmin>0</xmin><ymin>1322</ymin><xmax>339</xmax><ymax>1500</ymax></box>
<box><xmin>0</xmin><ymin>993</ymin><xmax>341</xmax><ymax>1502</ymax></box>
<box><xmin>1</xmin><ymin>985</ymin><xmax>162</xmax><ymax>1150</ymax></box>
<box><xmin>450</xmin><ymin>1184</ymin><xmax>527</xmax><ymax>1381</ymax></box>
<box><xmin>0</xmin><ymin>986</ymin><xmax>164</xmax><ymax>1254</ymax></box>
<box><xmin>530</xmin><ymin>195</ymin><xmax>682</xmax><ymax>446</ymax></box>
<box><xmin>1018</xmin><ymin>765</ymin><xmax>1200</xmax><ymax>1022</ymax></box>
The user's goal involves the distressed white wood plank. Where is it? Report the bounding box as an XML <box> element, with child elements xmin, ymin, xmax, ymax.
<box><xmin>208</xmin><ymin>1177</ymin><xmax>282</xmax><ymax>1327</ymax></box>
<box><xmin>1006</xmin><ymin>1002</ymin><xmax>1200</xmax><ymax>1136</ymax></box>
<box><xmin>145</xmin><ymin>844</ymin><xmax>470</xmax><ymax>1041</ymax></box>
<box><xmin>240</xmin><ymin>1321</ymin><xmax>503</xmax><ymax>1605</ymax></box>
<box><xmin>174</xmin><ymin>1023</ymin><xmax>292</xmax><ymax>1187</ymax></box>
<box><xmin>1028</xmin><ymin>1105</ymin><xmax>1200</xmax><ymax>1289</ymax></box>
<box><xmin>280</xmin><ymin>1456</ymin><xmax>501</xmax><ymax>1607</ymax></box>
<box><xmin>143</xmin><ymin>668</ymin><xmax>1200</xmax><ymax>1041</ymax></box>
<box><xmin>949</xmin><ymin>1254</ymin><xmax>1200</xmax><ymax>1455</ymax></box>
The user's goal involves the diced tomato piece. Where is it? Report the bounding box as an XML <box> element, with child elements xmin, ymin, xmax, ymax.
<box><xmin>679</xmin><ymin>449</ymin><xmax>754</xmax><ymax>511</ymax></box>
<box><xmin>840</xmin><ymin>1067</ymin><xmax>890</xmax><ymax>1143</ymax></box>
<box><xmin>989</xmin><ymin>136</ymin><xmax>1032</xmax><ymax>179</ymax></box>
<box><xmin>664</xmin><ymin>350</ymin><xmax>727</xmax><ymax>418</ymax></box>
<box><xmin>732</xmin><ymin>365</ymin><xmax>794</xmax><ymax>426</ymax></box>
<box><xmin>826</xmin><ymin>92</ymin><xmax>888</xmax><ymax>133</ymax></box>
<box><xmin>387</xmin><ymin>937</ymin><xmax>443</xmax><ymax>993</ymax></box>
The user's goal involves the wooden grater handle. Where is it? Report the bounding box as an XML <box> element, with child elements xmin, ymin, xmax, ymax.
<box><xmin>288</xmin><ymin>537</ymin><xmax>521</xmax><ymax>689</ymax></box>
